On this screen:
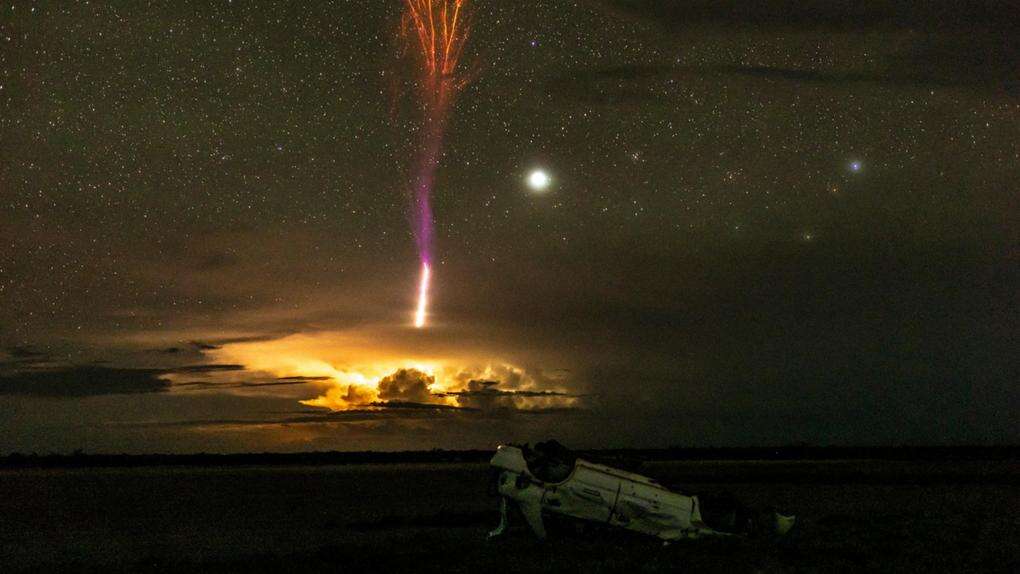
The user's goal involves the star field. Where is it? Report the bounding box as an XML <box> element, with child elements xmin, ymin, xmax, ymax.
<box><xmin>0</xmin><ymin>1</ymin><xmax>1016</xmax><ymax>452</ymax></box>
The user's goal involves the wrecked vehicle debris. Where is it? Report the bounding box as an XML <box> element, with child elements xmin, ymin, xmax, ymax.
<box><xmin>488</xmin><ymin>441</ymin><xmax>795</xmax><ymax>541</ymax></box>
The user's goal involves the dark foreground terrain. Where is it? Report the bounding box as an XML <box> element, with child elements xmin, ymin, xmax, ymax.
<box><xmin>1</xmin><ymin>459</ymin><xmax>1016</xmax><ymax>572</ymax></box>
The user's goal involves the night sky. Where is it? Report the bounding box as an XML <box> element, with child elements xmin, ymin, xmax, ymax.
<box><xmin>1</xmin><ymin>1</ymin><xmax>1016</xmax><ymax>453</ymax></box>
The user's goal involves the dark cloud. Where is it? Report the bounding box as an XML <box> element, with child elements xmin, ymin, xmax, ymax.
<box><xmin>565</xmin><ymin>2</ymin><xmax>1018</xmax><ymax>98</ymax></box>
<box><xmin>0</xmin><ymin>347</ymin><xmax>52</xmax><ymax>369</ymax></box>
<box><xmin>365</xmin><ymin>401</ymin><xmax>588</xmax><ymax>418</ymax></box>
<box><xmin>282</xmin><ymin>409</ymin><xmax>459</xmax><ymax>423</ymax></box>
<box><xmin>157</xmin><ymin>407</ymin><xmax>472</xmax><ymax>428</ymax></box>
<box><xmin>188</xmin><ymin>340</ymin><xmax>221</xmax><ymax>351</ymax></box>
<box><xmin>173</xmin><ymin>379</ymin><xmax>314</xmax><ymax>391</ymax></box>
<box><xmin>886</xmin><ymin>36</ymin><xmax>1019</xmax><ymax>92</ymax></box>
<box><xmin>0</xmin><ymin>362</ymin><xmax>249</xmax><ymax>397</ymax></box>
<box><xmin>164</xmin><ymin>364</ymin><xmax>246</xmax><ymax>374</ymax></box>
<box><xmin>590</xmin><ymin>1</ymin><xmax>1018</xmax><ymax>33</ymax></box>
<box><xmin>105</xmin><ymin>418</ymin><xmax>280</xmax><ymax>429</ymax></box>
<box><xmin>156</xmin><ymin>336</ymin><xmax>288</xmax><ymax>356</ymax></box>
<box><xmin>549</xmin><ymin>52</ymin><xmax>1018</xmax><ymax>106</ymax></box>
<box><xmin>437</xmin><ymin>390</ymin><xmax>573</xmax><ymax>398</ymax></box>
<box><xmin>436</xmin><ymin>379</ymin><xmax>582</xmax><ymax>412</ymax></box>
<box><xmin>0</xmin><ymin>366</ymin><xmax>171</xmax><ymax>397</ymax></box>
<box><xmin>367</xmin><ymin>401</ymin><xmax>474</xmax><ymax>411</ymax></box>
<box><xmin>156</xmin><ymin>335</ymin><xmax>291</xmax><ymax>357</ymax></box>
<box><xmin>435</xmin><ymin>384</ymin><xmax>575</xmax><ymax>398</ymax></box>
<box><xmin>114</xmin><ymin>400</ymin><xmax>586</xmax><ymax>431</ymax></box>
<box><xmin>172</xmin><ymin>381</ymin><xmax>221</xmax><ymax>390</ymax></box>
<box><xmin>376</xmin><ymin>368</ymin><xmax>435</xmax><ymax>403</ymax></box>
<box><xmin>202</xmin><ymin>334</ymin><xmax>290</xmax><ymax>346</ymax></box>
<box><xmin>5</xmin><ymin>346</ymin><xmax>48</xmax><ymax>360</ymax></box>
<box><xmin>238</xmin><ymin>381</ymin><xmax>309</xmax><ymax>388</ymax></box>
<box><xmin>429</xmin><ymin>235</ymin><xmax>1015</xmax><ymax>443</ymax></box>
<box><xmin>510</xmin><ymin>407</ymin><xmax>590</xmax><ymax>416</ymax></box>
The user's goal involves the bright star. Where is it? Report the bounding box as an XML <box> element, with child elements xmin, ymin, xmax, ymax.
<box><xmin>527</xmin><ymin>170</ymin><xmax>550</xmax><ymax>192</ymax></box>
<box><xmin>849</xmin><ymin>160</ymin><xmax>862</xmax><ymax>173</ymax></box>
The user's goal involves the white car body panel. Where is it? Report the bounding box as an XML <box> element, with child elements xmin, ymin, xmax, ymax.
<box><xmin>489</xmin><ymin>445</ymin><xmax>745</xmax><ymax>541</ymax></box>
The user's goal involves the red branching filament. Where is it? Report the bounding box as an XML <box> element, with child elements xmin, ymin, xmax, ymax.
<box><xmin>400</xmin><ymin>1</ymin><xmax>473</xmax><ymax>328</ymax></box>
<box><xmin>402</xmin><ymin>0</ymin><xmax>473</xmax><ymax>98</ymax></box>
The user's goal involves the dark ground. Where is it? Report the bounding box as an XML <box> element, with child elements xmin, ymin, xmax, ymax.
<box><xmin>1</xmin><ymin>459</ymin><xmax>1017</xmax><ymax>572</ymax></box>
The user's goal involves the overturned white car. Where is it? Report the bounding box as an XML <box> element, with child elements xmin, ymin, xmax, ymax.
<box><xmin>488</xmin><ymin>441</ymin><xmax>795</xmax><ymax>542</ymax></box>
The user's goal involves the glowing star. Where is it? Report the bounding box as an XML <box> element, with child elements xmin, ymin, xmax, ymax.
<box><xmin>414</xmin><ymin>262</ymin><xmax>431</xmax><ymax>328</ymax></box>
<box><xmin>849</xmin><ymin>160</ymin><xmax>862</xmax><ymax>173</ymax></box>
<box><xmin>527</xmin><ymin>170</ymin><xmax>551</xmax><ymax>192</ymax></box>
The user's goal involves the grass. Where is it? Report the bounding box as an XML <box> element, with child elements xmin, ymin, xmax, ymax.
<box><xmin>1</xmin><ymin>460</ymin><xmax>1016</xmax><ymax>572</ymax></box>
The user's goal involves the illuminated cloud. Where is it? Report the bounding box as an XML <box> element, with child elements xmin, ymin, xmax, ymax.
<box><xmin>377</xmin><ymin>368</ymin><xmax>435</xmax><ymax>403</ymax></box>
<box><xmin>300</xmin><ymin>383</ymin><xmax>376</xmax><ymax>411</ymax></box>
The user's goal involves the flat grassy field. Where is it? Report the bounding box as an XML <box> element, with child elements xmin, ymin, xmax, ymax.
<box><xmin>1</xmin><ymin>460</ymin><xmax>1016</xmax><ymax>572</ymax></box>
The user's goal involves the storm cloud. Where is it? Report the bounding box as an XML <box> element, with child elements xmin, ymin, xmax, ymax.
<box><xmin>0</xmin><ymin>362</ymin><xmax>248</xmax><ymax>397</ymax></box>
<box><xmin>376</xmin><ymin>369</ymin><xmax>436</xmax><ymax>404</ymax></box>
<box><xmin>0</xmin><ymin>366</ymin><xmax>172</xmax><ymax>397</ymax></box>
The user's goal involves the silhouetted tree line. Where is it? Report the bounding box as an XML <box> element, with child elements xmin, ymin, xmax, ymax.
<box><xmin>0</xmin><ymin>445</ymin><xmax>1015</xmax><ymax>469</ymax></box>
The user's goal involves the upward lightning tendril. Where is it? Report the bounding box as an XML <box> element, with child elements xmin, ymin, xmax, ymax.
<box><xmin>401</xmin><ymin>0</ymin><xmax>473</xmax><ymax>329</ymax></box>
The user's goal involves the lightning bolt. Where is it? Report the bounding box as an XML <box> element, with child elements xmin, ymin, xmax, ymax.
<box><xmin>414</xmin><ymin>262</ymin><xmax>431</xmax><ymax>328</ymax></box>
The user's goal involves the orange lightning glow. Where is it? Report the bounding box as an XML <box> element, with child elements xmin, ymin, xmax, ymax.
<box><xmin>414</xmin><ymin>262</ymin><xmax>431</xmax><ymax>328</ymax></box>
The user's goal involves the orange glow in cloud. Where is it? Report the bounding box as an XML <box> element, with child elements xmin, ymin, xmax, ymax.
<box><xmin>206</xmin><ymin>331</ymin><xmax>451</xmax><ymax>409</ymax></box>
<box><xmin>197</xmin><ymin>330</ymin><xmax>578</xmax><ymax>412</ymax></box>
